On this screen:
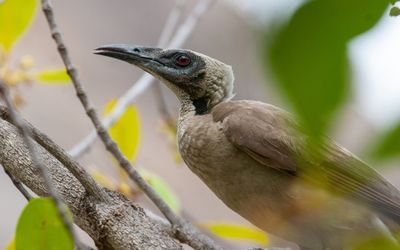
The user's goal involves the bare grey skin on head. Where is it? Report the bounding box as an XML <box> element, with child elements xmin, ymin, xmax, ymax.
<box><xmin>95</xmin><ymin>44</ymin><xmax>400</xmax><ymax>250</ymax></box>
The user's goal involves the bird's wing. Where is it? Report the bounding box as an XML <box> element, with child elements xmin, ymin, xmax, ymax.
<box><xmin>213</xmin><ymin>100</ymin><xmax>301</xmax><ymax>174</ymax></box>
<box><xmin>212</xmin><ymin>100</ymin><xmax>400</xmax><ymax>222</ymax></box>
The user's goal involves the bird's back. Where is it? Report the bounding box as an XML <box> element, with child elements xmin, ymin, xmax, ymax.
<box><xmin>213</xmin><ymin>100</ymin><xmax>400</xmax><ymax>221</ymax></box>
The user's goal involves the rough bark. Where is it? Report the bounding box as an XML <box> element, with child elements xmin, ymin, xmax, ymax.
<box><xmin>0</xmin><ymin>118</ymin><xmax>182</xmax><ymax>250</ymax></box>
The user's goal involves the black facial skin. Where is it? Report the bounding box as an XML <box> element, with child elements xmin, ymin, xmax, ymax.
<box><xmin>94</xmin><ymin>45</ymin><xmax>207</xmax><ymax>99</ymax></box>
<box><xmin>152</xmin><ymin>49</ymin><xmax>207</xmax><ymax>97</ymax></box>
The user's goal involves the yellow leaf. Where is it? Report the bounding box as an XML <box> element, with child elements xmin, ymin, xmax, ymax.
<box><xmin>139</xmin><ymin>168</ymin><xmax>181</xmax><ymax>214</ymax></box>
<box><xmin>202</xmin><ymin>222</ymin><xmax>269</xmax><ymax>245</ymax></box>
<box><xmin>117</xmin><ymin>181</ymin><xmax>132</xmax><ymax>197</ymax></box>
<box><xmin>0</xmin><ymin>0</ymin><xmax>37</xmax><ymax>52</ymax></box>
<box><xmin>5</xmin><ymin>239</ymin><xmax>15</xmax><ymax>250</ymax></box>
<box><xmin>91</xmin><ymin>169</ymin><xmax>116</xmax><ymax>190</ymax></box>
<box><xmin>105</xmin><ymin>100</ymin><xmax>140</xmax><ymax>162</ymax></box>
<box><xmin>35</xmin><ymin>68</ymin><xmax>71</xmax><ymax>84</ymax></box>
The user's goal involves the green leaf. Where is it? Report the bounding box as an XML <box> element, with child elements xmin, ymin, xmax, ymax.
<box><xmin>266</xmin><ymin>0</ymin><xmax>388</xmax><ymax>137</ymax></box>
<box><xmin>202</xmin><ymin>222</ymin><xmax>268</xmax><ymax>245</ymax></box>
<box><xmin>35</xmin><ymin>69</ymin><xmax>71</xmax><ymax>84</ymax></box>
<box><xmin>139</xmin><ymin>168</ymin><xmax>181</xmax><ymax>214</ymax></box>
<box><xmin>370</xmin><ymin>122</ymin><xmax>400</xmax><ymax>160</ymax></box>
<box><xmin>352</xmin><ymin>234</ymin><xmax>400</xmax><ymax>250</ymax></box>
<box><xmin>105</xmin><ymin>100</ymin><xmax>141</xmax><ymax>161</ymax></box>
<box><xmin>15</xmin><ymin>198</ymin><xmax>73</xmax><ymax>250</ymax></box>
<box><xmin>0</xmin><ymin>0</ymin><xmax>37</xmax><ymax>52</ymax></box>
<box><xmin>390</xmin><ymin>6</ymin><xmax>400</xmax><ymax>16</ymax></box>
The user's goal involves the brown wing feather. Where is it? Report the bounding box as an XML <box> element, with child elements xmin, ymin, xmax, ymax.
<box><xmin>212</xmin><ymin>100</ymin><xmax>400</xmax><ymax>223</ymax></box>
<box><xmin>213</xmin><ymin>100</ymin><xmax>301</xmax><ymax>174</ymax></box>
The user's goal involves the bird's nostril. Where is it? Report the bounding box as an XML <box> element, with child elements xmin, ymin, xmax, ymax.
<box><xmin>133</xmin><ymin>48</ymin><xmax>141</xmax><ymax>53</ymax></box>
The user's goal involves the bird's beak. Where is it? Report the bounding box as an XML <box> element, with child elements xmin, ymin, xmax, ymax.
<box><xmin>94</xmin><ymin>44</ymin><xmax>162</xmax><ymax>70</ymax></box>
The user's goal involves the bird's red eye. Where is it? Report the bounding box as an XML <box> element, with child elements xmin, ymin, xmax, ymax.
<box><xmin>175</xmin><ymin>55</ymin><xmax>191</xmax><ymax>66</ymax></box>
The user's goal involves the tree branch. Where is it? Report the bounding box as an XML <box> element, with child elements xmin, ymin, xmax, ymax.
<box><xmin>0</xmin><ymin>105</ymin><xmax>110</xmax><ymax>203</ymax></box>
<box><xmin>0</xmin><ymin>118</ymin><xmax>182</xmax><ymax>249</ymax></box>
<box><xmin>0</xmin><ymin>104</ymin><xmax>182</xmax><ymax>247</ymax></box>
<box><xmin>3</xmin><ymin>162</ymin><xmax>96</xmax><ymax>250</ymax></box>
<box><xmin>0</xmin><ymin>82</ymin><xmax>83</xmax><ymax>249</ymax></box>
<box><xmin>40</xmin><ymin>0</ymin><xmax>220</xmax><ymax>249</ymax></box>
<box><xmin>2</xmin><ymin>165</ymin><xmax>32</xmax><ymax>201</ymax></box>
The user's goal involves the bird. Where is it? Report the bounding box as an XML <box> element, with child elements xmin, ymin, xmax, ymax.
<box><xmin>94</xmin><ymin>44</ymin><xmax>400</xmax><ymax>250</ymax></box>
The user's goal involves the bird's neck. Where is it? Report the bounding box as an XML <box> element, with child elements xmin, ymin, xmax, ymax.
<box><xmin>176</xmin><ymin>64</ymin><xmax>235</xmax><ymax>117</ymax></box>
<box><xmin>179</xmin><ymin>97</ymin><xmax>205</xmax><ymax>118</ymax></box>
<box><xmin>179</xmin><ymin>94</ymin><xmax>226</xmax><ymax>118</ymax></box>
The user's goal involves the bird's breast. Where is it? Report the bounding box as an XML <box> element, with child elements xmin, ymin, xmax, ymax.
<box><xmin>176</xmin><ymin>113</ymin><xmax>286</xmax><ymax>212</ymax></box>
<box><xmin>177</xmin><ymin>114</ymin><xmax>234</xmax><ymax>177</ymax></box>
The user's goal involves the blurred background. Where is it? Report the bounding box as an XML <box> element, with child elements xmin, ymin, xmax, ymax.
<box><xmin>1</xmin><ymin>0</ymin><xmax>400</xmax><ymax>248</ymax></box>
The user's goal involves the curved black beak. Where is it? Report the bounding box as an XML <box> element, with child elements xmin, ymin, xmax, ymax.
<box><xmin>94</xmin><ymin>44</ymin><xmax>162</xmax><ymax>66</ymax></box>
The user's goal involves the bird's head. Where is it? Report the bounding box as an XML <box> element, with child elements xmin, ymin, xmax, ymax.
<box><xmin>95</xmin><ymin>44</ymin><xmax>234</xmax><ymax>114</ymax></box>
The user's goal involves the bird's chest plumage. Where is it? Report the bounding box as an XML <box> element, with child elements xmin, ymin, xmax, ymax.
<box><xmin>177</xmin><ymin>113</ymin><xmax>285</xmax><ymax>212</ymax></box>
<box><xmin>177</xmin><ymin>114</ymin><xmax>233</xmax><ymax>177</ymax></box>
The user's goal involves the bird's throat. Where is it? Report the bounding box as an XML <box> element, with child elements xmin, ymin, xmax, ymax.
<box><xmin>192</xmin><ymin>96</ymin><xmax>210</xmax><ymax>115</ymax></box>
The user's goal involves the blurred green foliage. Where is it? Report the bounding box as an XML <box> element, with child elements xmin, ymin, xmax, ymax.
<box><xmin>15</xmin><ymin>198</ymin><xmax>73</xmax><ymax>250</ymax></box>
<box><xmin>371</xmin><ymin>123</ymin><xmax>400</xmax><ymax>160</ymax></box>
<box><xmin>139</xmin><ymin>168</ymin><xmax>181</xmax><ymax>214</ymax></box>
<box><xmin>352</xmin><ymin>234</ymin><xmax>400</xmax><ymax>250</ymax></box>
<box><xmin>266</xmin><ymin>0</ymin><xmax>389</xmax><ymax>137</ymax></box>
<box><xmin>390</xmin><ymin>6</ymin><xmax>400</xmax><ymax>16</ymax></box>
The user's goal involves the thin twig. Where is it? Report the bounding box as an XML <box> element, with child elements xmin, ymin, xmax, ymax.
<box><xmin>68</xmin><ymin>74</ymin><xmax>152</xmax><ymax>158</ymax></box>
<box><xmin>0</xmin><ymin>82</ymin><xmax>83</xmax><ymax>250</ymax></box>
<box><xmin>40</xmin><ymin>0</ymin><xmax>220</xmax><ymax>249</ymax></box>
<box><xmin>152</xmin><ymin>0</ymin><xmax>185</xmax><ymax>130</ymax></box>
<box><xmin>0</xmin><ymin>105</ymin><xmax>109</xmax><ymax>203</ymax></box>
<box><xmin>168</xmin><ymin>0</ymin><xmax>213</xmax><ymax>48</ymax></box>
<box><xmin>157</xmin><ymin>0</ymin><xmax>185</xmax><ymax>48</ymax></box>
<box><xmin>69</xmin><ymin>0</ymin><xmax>214</xmax><ymax>158</ymax></box>
<box><xmin>2</xmin><ymin>165</ymin><xmax>32</xmax><ymax>201</ymax></box>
